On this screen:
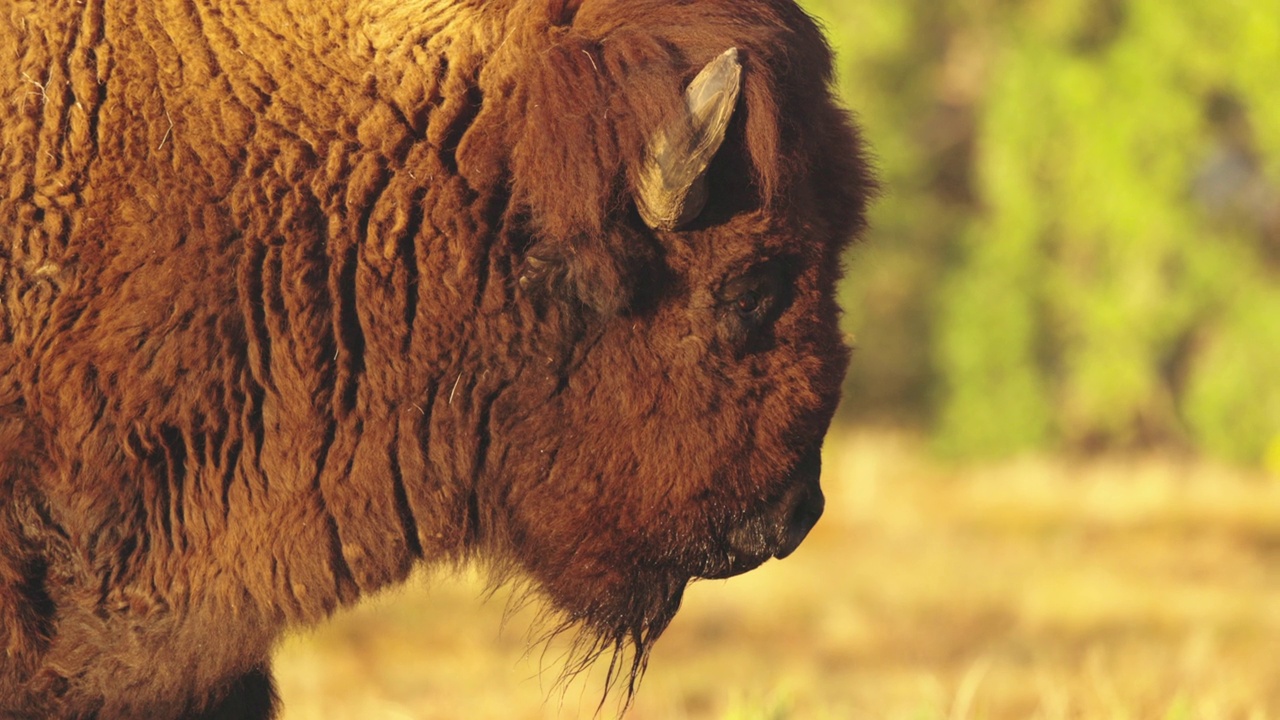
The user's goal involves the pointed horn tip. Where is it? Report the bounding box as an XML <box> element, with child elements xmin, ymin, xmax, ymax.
<box><xmin>695</xmin><ymin>48</ymin><xmax>742</xmax><ymax>98</ymax></box>
<box><xmin>708</xmin><ymin>48</ymin><xmax>740</xmax><ymax>74</ymax></box>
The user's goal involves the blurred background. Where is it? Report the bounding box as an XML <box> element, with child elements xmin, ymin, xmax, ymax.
<box><xmin>276</xmin><ymin>1</ymin><xmax>1280</xmax><ymax>717</ymax></box>
<box><xmin>823</xmin><ymin>0</ymin><xmax>1280</xmax><ymax>467</ymax></box>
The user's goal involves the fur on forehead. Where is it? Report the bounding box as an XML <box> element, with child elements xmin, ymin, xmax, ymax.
<box><xmin>479</xmin><ymin>0</ymin><xmax>872</xmax><ymax>313</ymax></box>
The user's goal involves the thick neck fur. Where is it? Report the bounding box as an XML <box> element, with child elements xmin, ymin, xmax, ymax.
<box><xmin>1</xmin><ymin>2</ymin><xmax>549</xmax><ymax>712</ymax></box>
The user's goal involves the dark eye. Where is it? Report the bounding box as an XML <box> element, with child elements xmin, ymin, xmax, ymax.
<box><xmin>734</xmin><ymin>289</ymin><xmax>764</xmax><ymax>318</ymax></box>
<box><xmin>721</xmin><ymin>272</ymin><xmax>778</xmax><ymax>329</ymax></box>
<box><xmin>716</xmin><ymin>260</ymin><xmax>794</xmax><ymax>350</ymax></box>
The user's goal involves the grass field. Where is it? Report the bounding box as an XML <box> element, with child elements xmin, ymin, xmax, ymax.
<box><xmin>273</xmin><ymin>429</ymin><xmax>1280</xmax><ymax>719</ymax></box>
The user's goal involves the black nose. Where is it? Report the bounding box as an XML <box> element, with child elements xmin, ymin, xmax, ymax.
<box><xmin>773</xmin><ymin>451</ymin><xmax>824</xmax><ymax>559</ymax></box>
<box><xmin>713</xmin><ymin>450</ymin><xmax>827</xmax><ymax>579</ymax></box>
<box><xmin>774</xmin><ymin>483</ymin><xmax>824</xmax><ymax>559</ymax></box>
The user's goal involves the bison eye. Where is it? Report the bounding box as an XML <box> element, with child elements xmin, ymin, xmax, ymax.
<box><xmin>733</xmin><ymin>289</ymin><xmax>764</xmax><ymax>318</ymax></box>
<box><xmin>720</xmin><ymin>269</ymin><xmax>781</xmax><ymax>332</ymax></box>
<box><xmin>715</xmin><ymin>263</ymin><xmax>793</xmax><ymax>352</ymax></box>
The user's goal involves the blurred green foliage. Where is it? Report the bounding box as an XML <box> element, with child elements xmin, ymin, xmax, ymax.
<box><xmin>802</xmin><ymin>0</ymin><xmax>1280</xmax><ymax>466</ymax></box>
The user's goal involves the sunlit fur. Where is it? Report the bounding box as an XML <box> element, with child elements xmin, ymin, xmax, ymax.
<box><xmin>0</xmin><ymin>0</ymin><xmax>874</xmax><ymax>716</ymax></box>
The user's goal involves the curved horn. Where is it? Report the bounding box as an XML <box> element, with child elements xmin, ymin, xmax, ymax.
<box><xmin>635</xmin><ymin>48</ymin><xmax>743</xmax><ymax>231</ymax></box>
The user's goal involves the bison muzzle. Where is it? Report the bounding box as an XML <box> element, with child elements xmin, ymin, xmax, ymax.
<box><xmin>0</xmin><ymin>0</ymin><xmax>875</xmax><ymax>716</ymax></box>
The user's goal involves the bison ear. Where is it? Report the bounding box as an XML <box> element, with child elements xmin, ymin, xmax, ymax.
<box><xmin>634</xmin><ymin>48</ymin><xmax>743</xmax><ymax>231</ymax></box>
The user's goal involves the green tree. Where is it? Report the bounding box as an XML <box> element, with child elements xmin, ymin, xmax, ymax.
<box><xmin>803</xmin><ymin>0</ymin><xmax>1280</xmax><ymax>464</ymax></box>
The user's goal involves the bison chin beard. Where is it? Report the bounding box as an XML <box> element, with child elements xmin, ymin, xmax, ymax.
<box><xmin>489</xmin><ymin>555</ymin><xmax>689</xmax><ymax>711</ymax></box>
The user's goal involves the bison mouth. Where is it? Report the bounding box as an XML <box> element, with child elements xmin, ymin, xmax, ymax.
<box><xmin>699</xmin><ymin>449</ymin><xmax>826</xmax><ymax>580</ymax></box>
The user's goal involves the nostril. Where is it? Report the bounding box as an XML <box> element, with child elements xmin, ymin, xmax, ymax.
<box><xmin>797</xmin><ymin>487</ymin><xmax>825</xmax><ymax>527</ymax></box>
<box><xmin>774</xmin><ymin>486</ymin><xmax>824</xmax><ymax>559</ymax></box>
<box><xmin>718</xmin><ymin>450</ymin><xmax>826</xmax><ymax>575</ymax></box>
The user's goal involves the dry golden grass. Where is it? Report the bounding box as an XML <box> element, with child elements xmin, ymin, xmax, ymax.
<box><xmin>274</xmin><ymin>430</ymin><xmax>1280</xmax><ymax>719</ymax></box>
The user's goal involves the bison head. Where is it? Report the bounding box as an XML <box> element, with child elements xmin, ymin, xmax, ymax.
<box><xmin>466</xmin><ymin>4</ymin><xmax>874</xmax><ymax>689</ymax></box>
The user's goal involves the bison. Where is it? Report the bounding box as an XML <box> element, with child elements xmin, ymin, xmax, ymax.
<box><xmin>0</xmin><ymin>0</ymin><xmax>873</xmax><ymax>716</ymax></box>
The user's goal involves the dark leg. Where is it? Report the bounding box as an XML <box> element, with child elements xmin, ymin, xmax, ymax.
<box><xmin>189</xmin><ymin>665</ymin><xmax>278</xmax><ymax>720</ymax></box>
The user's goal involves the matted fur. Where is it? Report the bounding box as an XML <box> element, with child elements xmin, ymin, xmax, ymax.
<box><xmin>0</xmin><ymin>0</ymin><xmax>874</xmax><ymax>717</ymax></box>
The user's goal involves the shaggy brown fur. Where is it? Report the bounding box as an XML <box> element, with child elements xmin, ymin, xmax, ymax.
<box><xmin>0</xmin><ymin>0</ymin><xmax>874</xmax><ymax>716</ymax></box>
